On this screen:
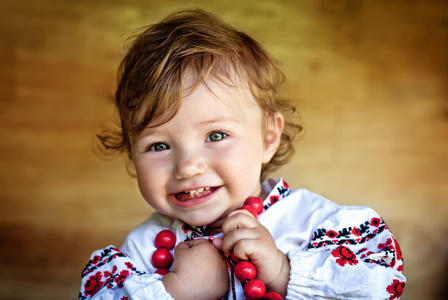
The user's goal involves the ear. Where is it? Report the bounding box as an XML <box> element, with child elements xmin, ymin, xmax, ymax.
<box><xmin>262</xmin><ymin>112</ymin><xmax>284</xmax><ymax>164</ymax></box>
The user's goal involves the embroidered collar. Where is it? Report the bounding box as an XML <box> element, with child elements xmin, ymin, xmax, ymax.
<box><xmin>183</xmin><ymin>178</ymin><xmax>291</xmax><ymax>239</ymax></box>
<box><xmin>261</xmin><ymin>178</ymin><xmax>291</xmax><ymax>210</ymax></box>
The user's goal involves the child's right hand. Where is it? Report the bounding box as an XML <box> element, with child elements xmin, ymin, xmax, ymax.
<box><xmin>161</xmin><ymin>239</ymin><xmax>228</xmax><ymax>300</ymax></box>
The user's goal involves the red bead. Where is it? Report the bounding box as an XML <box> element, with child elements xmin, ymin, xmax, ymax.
<box><xmin>234</xmin><ymin>261</ymin><xmax>257</xmax><ymax>282</ymax></box>
<box><xmin>240</xmin><ymin>205</ymin><xmax>258</xmax><ymax>219</ymax></box>
<box><xmin>263</xmin><ymin>291</ymin><xmax>283</xmax><ymax>299</ymax></box>
<box><xmin>230</xmin><ymin>252</ymin><xmax>243</xmax><ymax>264</ymax></box>
<box><xmin>243</xmin><ymin>279</ymin><xmax>266</xmax><ymax>299</ymax></box>
<box><xmin>154</xmin><ymin>230</ymin><xmax>177</xmax><ymax>250</ymax></box>
<box><xmin>155</xmin><ymin>268</ymin><xmax>170</xmax><ymax>276</ymax></box>
<box><xmin>151</xmin><ymin>248</ymin><xmax>173</xmax><ymax>269</ymax></box>
<box><xmin>244</xmin><ymin>197</ymin><xmax>264</xmax><ymax>215</ymax></box>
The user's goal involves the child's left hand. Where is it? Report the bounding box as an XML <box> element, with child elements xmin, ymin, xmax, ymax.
<box><xmin>212</xmin><ymin>209</ymin><xmax>291</xmax><ymax>297</ymax></box>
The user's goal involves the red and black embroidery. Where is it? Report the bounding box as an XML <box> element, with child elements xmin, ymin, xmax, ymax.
<box><xmin>308</xmin><ymin>217</ymin><xmax>404</xmax><ymax>273</ymax></box>
<box><xmin>269</xmin><ymin>195</ymin><xmax>280</xmax><ymax>205</ymax></box>
<box><xmin>308</xmin><ymin>217</ymin><xmax>388</xmax><ymax>249</ymax></box>
<box><xmin>332</xmin><ymin>246</ymin><xmax>359</xmax><ymax>266</ymax></box>
<box><xmin>263</xmin><ymin>179</ymin><xmax>290</xmax><ymax>210</ymax></box>
<box><xmin>359</xmin><ymin>236</ymin><xmax>404</xmax><ymax>271</ymax></box>
<box><xmin>82</xmin><ymin>271</ymin><xmax>104</xmax><ymax>297</ymax></box>
<box><xmin>391</xmin><ymin>236</ymin><xmax>403</xmax><ymax>272</ymax></box>
<box><xmin>386</xmin><ymin>279</ymin><xmax>405</xmax><ymax>299</ymax></box>
<box><xmin>79</xmin><ymin>246</ymin><xmax>146</xmax><ymax>300</ymax></box>
<box><xmin>370</xmin><ymin>217</ymin><xmax>381</xmax><ymax>227</ymax></box>
<box><xmin>82</xmin><ymin>247</ymin><xmax>128</xmax><ymax>277</ymax></box>
<box><xmin>326</xmin><ymin>230</ymin><xmax>338</xmax><ymax>239</ymax></box>
<box><xmin>182</xmin><ymin>223</ymin><xmax>209</xmax><ymax>241</ymax></box>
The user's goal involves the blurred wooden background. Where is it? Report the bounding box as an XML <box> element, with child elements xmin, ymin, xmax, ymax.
<box><xmin>0</xmin><ymin>0</ymin><xmax>447</xmax><ymax>299</ymax></box>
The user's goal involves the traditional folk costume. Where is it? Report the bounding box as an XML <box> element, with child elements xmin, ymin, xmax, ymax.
<box><xmin>80</xmin><ymin>179</ymin><xmax>405</xmax><ymax>299</ymax></box>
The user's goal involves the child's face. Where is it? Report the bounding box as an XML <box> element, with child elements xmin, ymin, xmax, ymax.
<box><xmin>132</xmin><ymin>78</ymin><xmax>279</xmax><ymax>231</ymax></box>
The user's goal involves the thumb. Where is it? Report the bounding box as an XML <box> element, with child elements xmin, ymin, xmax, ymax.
<box><xmin>173</xmin><ymin>241</ymin><xmax>191</xmax><ymax>254</ymax></box>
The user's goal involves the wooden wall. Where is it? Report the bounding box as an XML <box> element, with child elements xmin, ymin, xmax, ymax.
<box><xmin>0</xmin><ymin>0</ymin><xmax>446</xmax><ymax>299</ymax></box>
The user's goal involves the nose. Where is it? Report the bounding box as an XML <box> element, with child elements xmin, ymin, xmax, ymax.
<box><xmin>173</xmin><ymin>149</ymin><xmax>207</xmax><ymax>180</ymax></box>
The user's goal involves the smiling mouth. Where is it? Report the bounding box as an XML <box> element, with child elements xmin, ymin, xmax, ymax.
<box><xmin>175</xmin><ymin>187</ymin><xmax>217</xmax><ymax>201</ymax></box>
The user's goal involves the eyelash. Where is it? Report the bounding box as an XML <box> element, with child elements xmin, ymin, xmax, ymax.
<box><xmin>206</xmin><ymin>131</ymin><xmax>228</xmax><ymax>142</ymax></box>
<box><xmin>148</xmin><ymin>143</ymin><xmax>169</xmax><ymax>152</ymax></box>
<box><xmin>145</xmin><ymin>131</ymin><xmax>228</xmax><ymax>152</ymax></box>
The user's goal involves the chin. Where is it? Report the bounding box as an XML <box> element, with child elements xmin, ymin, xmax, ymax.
<box><xmin>186</xmin><ymin>219</ymin><xmax>212</xmax><ymax>227</ymax></box>
<box><xmin>185</xmin><ymin>215</ymin><xmax>222</xmax><ymax>228</ymax></box>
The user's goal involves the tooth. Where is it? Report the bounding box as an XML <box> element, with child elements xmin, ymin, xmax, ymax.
<box><xmin>182</xmin><ymin>187</ymin><xmax>210</xmax><ymax>195</ymax></box>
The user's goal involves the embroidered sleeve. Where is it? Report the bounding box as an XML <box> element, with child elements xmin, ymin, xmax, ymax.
<box><xmin>286</xmin><ymin>208</ymin><xmax>406</xmax><ymax>300</ymax></box>
<box><xmin>79</xmin><ymin>246</ymin><xmax>174</xmax><ymax>300</ymax></box>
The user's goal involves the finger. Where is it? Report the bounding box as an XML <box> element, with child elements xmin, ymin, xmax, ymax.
<box><xmin>227</xmin><ymin>208</ymin><xmax>255</xmax><ymax>219</ymax></box>
<box><xmin>173</xmin><ymin>241</ymin><xmax>190</xmax><ymax>256</ymax></box>
<box><xmin>174</xmin><ymin>239</ymin><xmax>208</xmax><ymax>254</ymax></box>
<box><xmin>232</xmin><ymin>236</ymin><xmax>278</xmax><ymax>266</ymax></box>
<box><xmin>221</xmin><ymin>227</ymin><xmax>260</xmax><ymax>257</ymax></box>
<box><xmin>187</xmin><ymin>238</ymin><xmax>213</xmax><ymax>250</ymax></box>
<box><xmin>212</xmin><ymin>237</ymin><xmax>223</xmax><ymax>251</ymax></box>
<box><xmin>222</xmin><ymin>211</ymin><xmax>259</xmax><ymax>236</ymax></box>
<box><xmin>232</xmin><ymin>239</ymin><xmax>255</xmax><ymax>262</ymax></box>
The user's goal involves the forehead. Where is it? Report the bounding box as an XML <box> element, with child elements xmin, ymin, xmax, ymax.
<box><xmin>178</xmin><ymin>78</ymin><xmax>262</xmax><ymax>126</ymax></box>
<box><xmin>135</xmin><ymin>79</ymin><xmax>263</xmax><ymax>141</ymax></box>
<box><xmin>133</xmin><ymin>70</ymin><xmax>263</xmax><ymax>141</ymax></box>
<box><xmin>184</xmin><ymin>75</ymin><xmax>257</xmax><ymax>108</ymax></box>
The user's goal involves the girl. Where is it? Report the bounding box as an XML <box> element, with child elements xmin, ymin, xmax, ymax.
<box><xmin>80</xmin><ymin>9</ymin><xmax>405</xmax><ymax>299</ymax></box>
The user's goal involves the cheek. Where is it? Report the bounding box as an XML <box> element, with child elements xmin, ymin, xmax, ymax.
<box><xmin>214</xmin><ymin>137</ymin><xmax>264</xmax><ymax>167</ymax></box>
<box><xmin>134</xmin><ymin>158</ymin><xmax>168</xmax><ymax>200</ymax></box>
<box><xmin>211</xmin><ymin>139</ymin><xmax>264</xmax><ymax>185</ymax></box>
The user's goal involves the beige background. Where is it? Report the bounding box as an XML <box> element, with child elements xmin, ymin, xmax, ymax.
<box><xmin>0</xmin><ymin>0</ymin><xmax>447</xmax><ymax>299</ymax></box>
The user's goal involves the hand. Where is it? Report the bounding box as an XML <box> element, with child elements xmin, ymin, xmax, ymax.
<box><xmin>212</xmin><ymin>210</ymin><xmax>290</xmax><ymax>297</ymax></box>
<box><xmin>161</xmin><ymin>239</ymin><xmax>228</xmax><ymax>300</ymax></box>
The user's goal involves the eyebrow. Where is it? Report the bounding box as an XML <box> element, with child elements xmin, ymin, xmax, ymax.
<box><xmin>197</xmin><ymin>116</ymin><xmax>242</xmax><ymax>126</ymax></box>
<box><xmin>137</xmin><ymin>116</ymin><xmax>242</xmax><ymax>139</ymax></box>
<box><xmin>136</xmin><ymin>126</ymin><xmax>159</xmax><ymax>140</ymax></box>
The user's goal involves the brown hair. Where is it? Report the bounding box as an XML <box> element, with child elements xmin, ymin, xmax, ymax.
<box><xmin>98</xmin><ymin>9</ymin><xmax>302</xmax><ymax>179</ymax></box>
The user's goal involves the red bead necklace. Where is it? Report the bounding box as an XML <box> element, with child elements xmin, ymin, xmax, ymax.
<box><xmin>151</xmin><ymin>197</ymin><xmax>283</xmax><ymax>300</ymax></box>
<box><xmin>152</xmin><ymin>229</ymin><xmax>176</xmax><ymax>276</ymax></box>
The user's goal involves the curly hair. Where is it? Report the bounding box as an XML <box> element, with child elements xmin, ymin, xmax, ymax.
<box><xmin>98</xmin><ymin>9</ymin><xmax>302</xmax><ymax>179</ymax></box>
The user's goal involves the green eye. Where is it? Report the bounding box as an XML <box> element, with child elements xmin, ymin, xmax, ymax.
<box><xmin>207</xmin><ymin>132</ymin><xmax>227</xmax><ymax>142</ymax></box>
<box><xmin>149</xmin><ymin>143</ymin><xmax>169</xmax><ymax>151</ymax></box>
